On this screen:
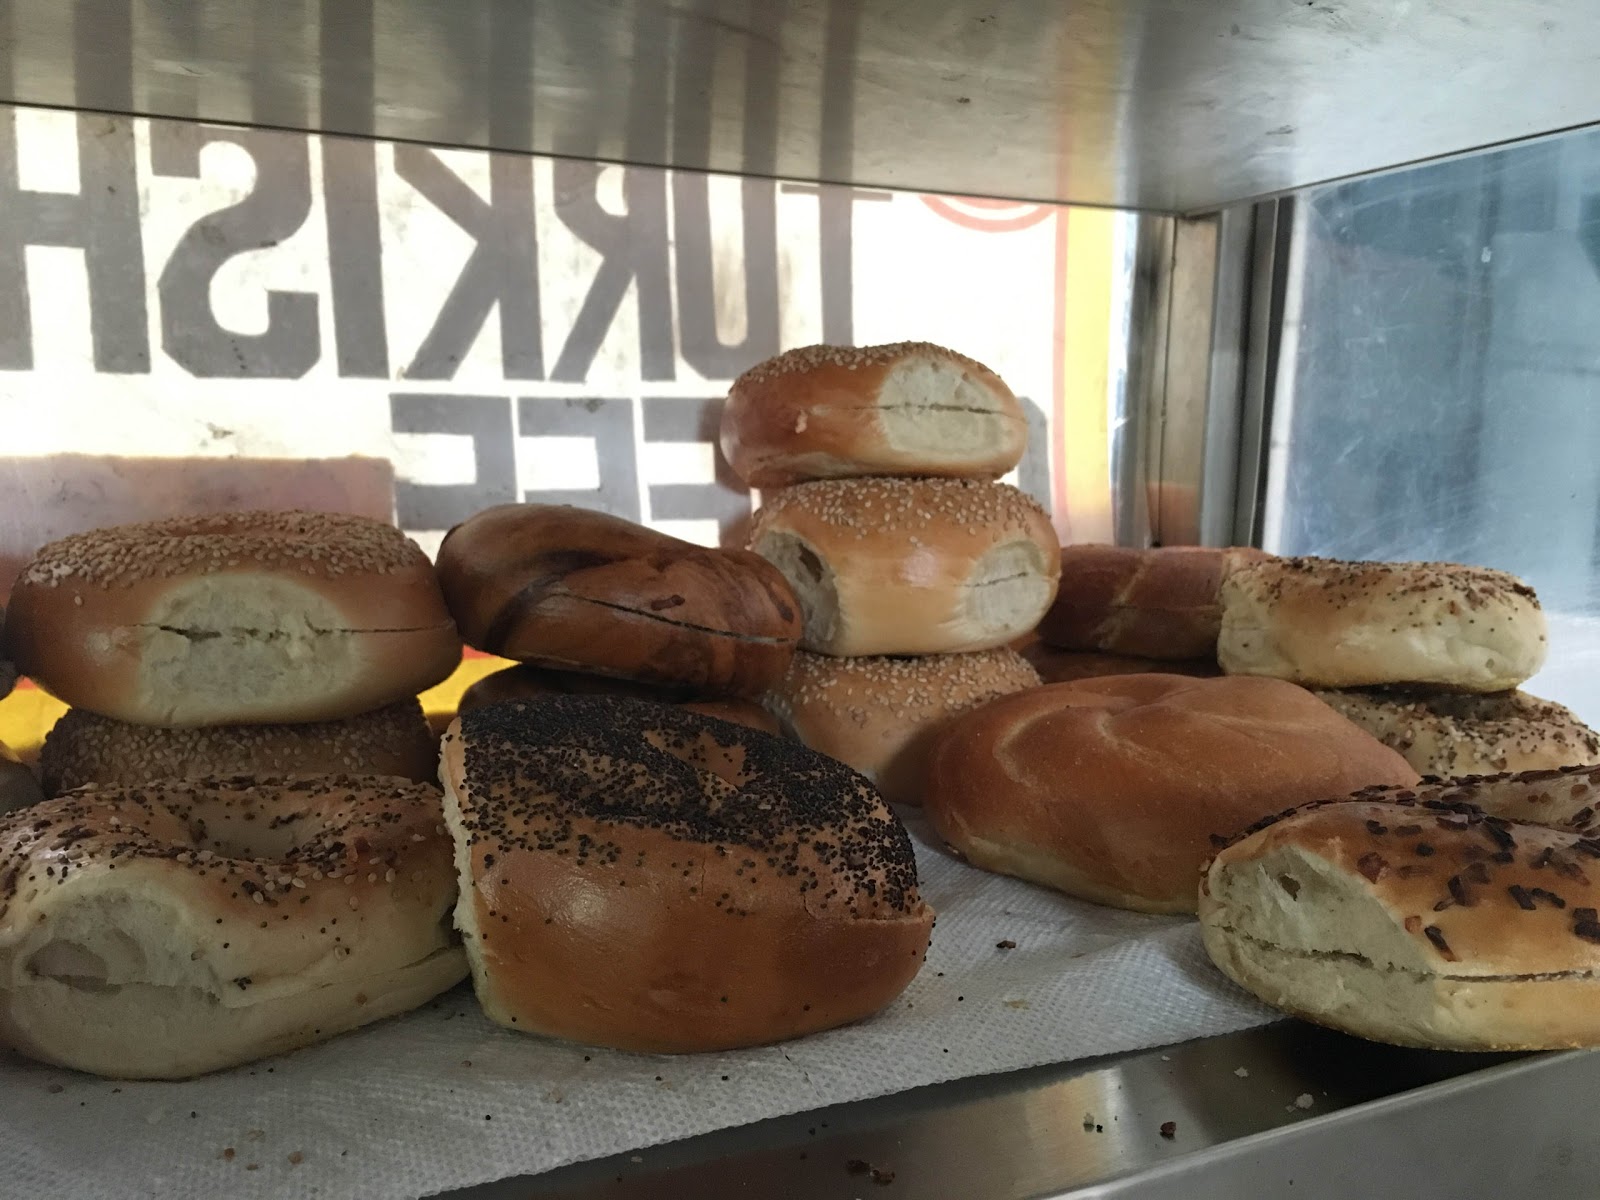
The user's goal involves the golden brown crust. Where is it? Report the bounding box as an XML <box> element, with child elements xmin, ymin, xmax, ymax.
<box><xmin>720</xmin><ymin>342</ymin><xmax>1026</xmax><ymax>487</ymax></box>
<box><xmin>6</xmin><ymin>511</ymin><xmax>461</xmax><ymax>726</ymax></box>
<box><xmin>1038</xmin><ymin>545</ymin><xmax>1266</xmax><ymax>659</ymax></box>
<box><xmin>1200</xmin><ymin>785</ymin><xmax>1600</xmax><ymax>1050</ymax></box>
<box><xmin>1218</xmin><ymin>556</ymin><xmax>1547</xmax><ymax>691</ymax></box>
<box><xmin>1316</xmin><ymin>688</ymin><xmax>1600</xmax><ymax>778</ymax></box>
<box><xmin>441</xmin><ymin>696</ymin><xmax>933</xmax><ymax>1053</ymax></box>
<box><xmin>768</xmin><ymin>649</ymin><xmax>1039</xmax><ymax>805</ymax></box>
<box><xmin>436</xmin><ymin>505</ymin><xmax>801</xmax><ymax>698</ymax></box>
<box><xmin>749</xmin><ymin>478</ymin><xmax>1061</xmax><ymax>656</ymax></box>
<box><xmin>39</xmin><ymin>700</ymin><xmax>440</xmax><ymax>795</ymax></box>
<box><xmin>0</xmin><ymin>774</ymin><xmax>465</xmax><ymax>1077</ymax></box>
<box><xmin>923</xmin><ymin>674</ymin><xmax>1419</xmax><ymax>913</ymax></box>
<box><xmin>457</xmin><ymin>663</ymin><xmax>779</xmax><ymax>734</ymax></box>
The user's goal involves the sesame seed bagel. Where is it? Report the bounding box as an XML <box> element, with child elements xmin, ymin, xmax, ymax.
<box><xmin>457</xmin><ymin>663</ymin><xmax>778</xmax><ymax>734</ymax></box>
<box><xmin>1200</xmin><ymin>770</ymin><xmax>1600</xmax><ymax>1050</ymax></box>
<box><xmin>5</xmin><ymin>511</ymin><xmax>462</xmax><ymax>727</ymax></box>
<box><xmin>1314</xmin><ymin>688</ymin><xmax>1600</xmax><ymax>779</ymax></box>
<box><xmin>436</xmin><ymin>505</ymin><xmax>801</xmax><ymax>698</ymax></box>
<box><xmin>719</xmin><ymin>342</ymin><xmax>1027</xmax><ymax>487</ymax></box>
<box><xmin>39</xmin><ymin>700</ymin><xmax>440</xmax><ymax>796</ymax></box>
<box><xmin>748</xmin><ymin>478</ymin><xmax>1061</xmax><ymax>657</ymax></box>
<box><xmin>439</xmin><ymin>696</ymin><xmax>934</xmax><ymax>1053</ymax></box>
<box><xmin>768</xmin><ymin>648</ymin><xmax>1040</xmax><ymax>806</ymax></box>
<box><xmin>1218</xmin><ymin>556</ymin><xmax>1547</xmax><ymax>692</ymax></box>
<box><xmin>0</xmin><ymin>775</ymin><xmax>467</xmax><ymax>1078</ymax></box>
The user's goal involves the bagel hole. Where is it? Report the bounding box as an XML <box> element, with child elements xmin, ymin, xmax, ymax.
<box><xmin>752</xmin><ymin>532</ymin><xmax>839</xmax><ymax>649</ymax></box>
<box><xmin>28</xmin><ymin>938</ymin><xmax>119</xmax><ymax>991</ymax></box>
<box><xmin>187</xmin><ymin>810</ymin><xmax>307</xmax><ymax>861</ymax></box>
<box><xmin>967</xmin><ymin>542</ymin><xmax>1053</xmax><ymax>635</ymax></box>
<box><xmin>879</xmin><ymin>360</ymin><xmax>1020</xmax><ymax>457</ymax></box>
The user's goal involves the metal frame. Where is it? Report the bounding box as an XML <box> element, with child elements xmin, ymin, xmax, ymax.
<box><xmin>1121</xmin><ymin>197</ymin><xmax>1296</xmax><ymax>551</ymax></box>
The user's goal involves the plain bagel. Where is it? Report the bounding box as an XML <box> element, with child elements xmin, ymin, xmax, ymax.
<box><xmin>719</xmin><ymin>342</ymin><xmax>1027</xmax><ymax>487</ymax></box>
<box><xmin>457</xmin><ymin>663</ymin><xmax>779</xmax><ymax>734</ymax></box>
<box><xmin>439</xmin><ymin>696</ymin><xmax>935</xmax><ymax>1053</ymax></box>
<box><xmin>5</xmin><ymin>511</ymin><xmax>462</xmax><ymax>726</ymax></box>
<box><xmin>1218</xmin><ymin>556</ymin><xmax>1547</xmax><ymax>692</ymax></box>
<box><xmin>923</xmin><ymin>673</ymin><xmax>1419</xmax><ymax>913</ymax></box>
<box><xmin>39</xmin><ymin>699</ymin><xmax>440</xmax><ymax>795</ymax></box>
<box><xmin>1315</xmin><ymin>688</ymin><xmax>1600</xmax><ymax>779</ymax></box>
<box><xmin>768</xmin><ymin>648</ymin><xmax>1040</xmax><ymax>805</ymax></box>
<box><xmin>748</xmin><ymin>477</ymin><xmax>1060</xmax><ymax>657</ymax></box>
<box><xmin>0</xmin><ymin>775</ymin><xmax>467</xmax><ymax>1078</ymax></box>
<box><xmin>436</xmin><ymin>505</ymin><xmax>801</xmax><ymax>699</ymax></box>
<box><xmin>1201</xmin><ymin>768</ymin><xmax>1600</xmax><ymax>1050</ymax></box>
<box><xmin>1038</xmin><ymin>544</ymin><xmax>1266</xmax><ymax>660</ymax></box>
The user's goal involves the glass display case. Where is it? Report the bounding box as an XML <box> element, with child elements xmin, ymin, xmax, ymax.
<box><xmin>4</xmin><ymin>4</ymin><xmax>1600</xmax><ymax>1197</ymax></box>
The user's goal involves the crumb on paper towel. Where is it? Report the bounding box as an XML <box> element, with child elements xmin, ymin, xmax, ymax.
<box><xmin>1159</xmin><ymin>1121</ymin><xmax>1176</xmax><ymax>1140</ymax></box>
<box><xmin>1003</xmin><ymin>999</ymin><xmax>1029</xmax><ymax>1010</ymax></box>
<box><xmin>1083</xmin><ymin>1112</ymin><xmax>1095</xmax><ymax>1131</ymax></box>
<box><xmin>996</xmin><ymin>939</ymin><xmax>1016</xmax><ymax>950</ymax></box>
<box><xmin>288</xmin><ymin>1152</ymin><xmax>304</xmax><ymax>1166</ymax></box>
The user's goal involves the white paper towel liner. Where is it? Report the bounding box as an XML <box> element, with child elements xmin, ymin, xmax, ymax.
<box><xmin>0</xmin><ymin>816</ymin><xmax>1275</xmax><ymax>1198</ymax></box>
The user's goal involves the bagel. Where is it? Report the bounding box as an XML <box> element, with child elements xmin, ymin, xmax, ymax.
<box><xmin>436</xmin><ymin>505</ymin><xmax>801</xmax><ymax>698</ymax></box>
<box><xmin>0</xmin><ymin>775</ymin><xmax>467</xmax><ymax>1078</ymax></box>
<box><xmin>5</xmin><ymin>511</ymin><xmax>461</xmax><ymax>726</ymax></box>
<box><xmin>39</xmin><ymin>700</ymin><xmax>440</xmax><ymax>795</ymax></box>
<box><xmin>439</xmin><ymin>696</ymin><xmax>934</xmax><ymax>1053</ymax></box>
<box><xmin>748</xmin><ymin>477</ymin><xmax>1060</xmax><ymax>656</ymax></box>
<box><xmin>768</xmin><ymin>648</ymin><xmax>1039</xmax><ymax>805</ymax></box>
<box><xmin>456</xmin><ymin>663</ymin><xmax>778</xmax><ymax>734</ymax></box>
<box><xmin>1218</xmin><ymin>556</ymin><xmax>1547</xmax><ymax>691</ymax></box>
<box><xmin>1200</xmin><ymin>766</ymin><xmax>1600</xmax><ymax>1050</ymax></box>
<box><xmin>923</xmin><ymin>674</ymin><xmax>1419</xmax><ymax>913</ymax></box>
<box><xmin>1315</xmin><ymin>688</ymin><xmax>1600</xmax><ymax>779</ymax></box>
<box><xmin>1038</xmin><ymin>544</ymin><xmax>1266</xmax><ymax>660</ymax></box>
<box><xmin>718</xmin><ymin>341</ymin><xmax>1026</xmax><ymax>487</ymax></box>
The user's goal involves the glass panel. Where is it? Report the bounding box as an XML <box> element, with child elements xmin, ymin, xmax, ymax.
<box><xmin>1265</xmin><ymin>131</ymin><xmax>1600</xmax><ymax>722</ymax></box>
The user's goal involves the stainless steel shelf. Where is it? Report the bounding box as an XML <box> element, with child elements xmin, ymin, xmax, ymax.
<box><xmin>5</xmin><ymin>1</ymin><xmax>1600</xmax><ymax>214</ymax></box>
<box><xmin>444</xmin><ymin>1023</ymin><xmax>1600</xmax><ymax>1199</ymax></box>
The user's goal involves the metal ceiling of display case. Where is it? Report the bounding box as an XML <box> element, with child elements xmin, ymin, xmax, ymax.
<box><xmin>4</xmin><ymin>0</ymin><xmax>1600</xmax><ymax>213</ymax></box>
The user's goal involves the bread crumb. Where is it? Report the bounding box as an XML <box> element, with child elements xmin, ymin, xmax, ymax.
<box><xmin>1234</xmin><ymin>1067</ymin><xmax>1250</xmax><ymax>1078</ymax></box>
<box><xmin>1294</xmin><ymin>1093</ymin><xmax>1315</xmax><ymax>1109</ymax></box>
<box><xmin>288</xmin><ymin>1152</ymin><xmax>304</xmax><ymax>1166</ymax></box>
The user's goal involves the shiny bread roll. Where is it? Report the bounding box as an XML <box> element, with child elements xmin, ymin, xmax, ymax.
<box><xmin>457</xmin><ymin>663</ymin><xmax>779</xmax><ymax>734</ymax></box>
<box><xmin>1201</xmin><ymin>773</ymin><xmax>1600</xmax><ymax>1050</ymax></box>
<box><xmin>1316</xmin><ymin>688</ymin><xmax>1600</xmax><ymax>779</ymax></box>
<box><xmin>0</xmin><ymin>775</ymin><xmax>467</xmax><ymax>1078</ymax></box>
<box><xmin>5</xmin><ymin>511</ymin><xmax>461</xmax><ymax>726</ymax></box>
<box><xmin>719</xmin><ymin>342</ymin><xmax>1026</xmax><ymax>487</ymax></box>
<box><xmin>39</xmin><ymin>700</ymin><xmax>440</xmax><ymax>795</ymax></box>
<box><xmin>1218</xmin><ymin>557</ymin><xmax>1547</xmax><ymax>692</ymax></box>
<box><xmin>768</xmin><ymin>648</ymin><xmax>1039</xmax><ymax>805</ymax></box>
<box><xmin>923</xmin><ymin>674</ymin><xmax>1419</xmax><ymax>913</ymax></box>
<box><xmin>440</xmin><ymin>696</ymin><xmax>934</xmax><ymax>1053</ymax></box>
<box><xmin>437</xmin><ymin>505</ymin><xmax>801</xmax><ymax>699</ymax></box>
<box><xmin>748</xmin><ymin>478</ymin><xmax>1060</xmax><ymax>657</ymax></box>
<box><xmin>1038</xmin><ymin>544</ymin><xmax>1266</xmax><ymax>660</ymax></box>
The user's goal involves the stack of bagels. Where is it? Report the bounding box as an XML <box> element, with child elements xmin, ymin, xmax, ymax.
<box><xmin>13</xmin><ymin>511</ymin><xmax>461</xmax><ymax>794</ymax></box>
<box><xmin>0</xmin><ymin>506</ymin><xmax>936</xmax><ymax>1078</ymax></box>
<box><xmin>721</xmin><ymin>342</ymin><xmax>1061</xmax><ymax>804</ymax></box>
